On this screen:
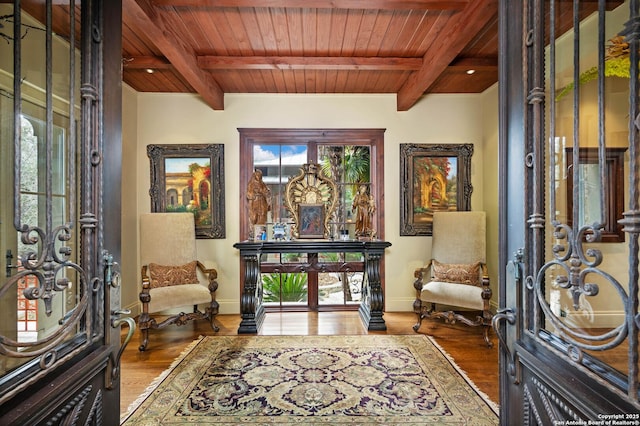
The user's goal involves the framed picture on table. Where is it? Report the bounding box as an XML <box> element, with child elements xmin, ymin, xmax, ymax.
<box><xmin>298</xmin><ymin>204</ymin><xmax>325</xmax><ymax>239</ymax></box>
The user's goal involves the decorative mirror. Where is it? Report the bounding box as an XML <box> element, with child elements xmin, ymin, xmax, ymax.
<box><xmin>284</xmin><ymin>163</ymin><xmax>338</xmax><ymax>239</ymax></box>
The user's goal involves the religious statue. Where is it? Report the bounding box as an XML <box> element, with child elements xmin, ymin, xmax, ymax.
<box><xmin>247</xmin><ymin>169</ymin><xmax>271</xmax><ymax>227</ymax></box>
<box><xmin>352</xmin><ymin>184</ymin><xmax>375</xmax><ymax>238</ymax></box>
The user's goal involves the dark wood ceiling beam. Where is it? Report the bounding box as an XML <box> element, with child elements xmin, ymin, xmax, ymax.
<box><xmin>123</xmin><ymin>56</ymin><xmax>173</xmax><ymax>69</ymax></box>
<box><xmin>447</xmin><ymin>56</ymin><xmax>498</xmax><ymax>71</ymax></box>
<box><xmin>396</xmin><ymin>0</ymin><xmax>497</xmax><ymax>111</ymax></box>
<box><xmin>150</xmin><ymin>0</ymin><xmax>469</xmax><ymax>11</ymax></box>
<box><xmin>198</xmin><ymin>55</ymin><xmax>423</xmax><ymax>71</ymax></box>
<box><xmin>124</xmin><ymin>0</ymin><xmax>225</xmax><ymax>110</ymax></box>
<box><xmin>125</xmin><ymin>53</ymin><xmax>498</xmax><ymax>72</ymax></box>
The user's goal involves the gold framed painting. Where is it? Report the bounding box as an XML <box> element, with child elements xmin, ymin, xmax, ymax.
<box><xmin>400</xmin><ymin>143</ymin><xmax>473</xmax><ymax>236</ymax></box>
<box><xmin>147</xmin><ymin>144</ymin><xmax>225</xmax><ymax>239</ymax></box>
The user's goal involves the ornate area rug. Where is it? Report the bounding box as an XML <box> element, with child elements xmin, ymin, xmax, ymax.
<box><xmin>121</xmin><ymin>335</ymin><xmax>498</xmax><ymax>425</ymax></box>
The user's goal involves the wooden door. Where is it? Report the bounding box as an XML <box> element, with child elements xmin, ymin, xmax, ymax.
<box><xmin>0</xmin><ymin>1</ymin><xmax>129</xmax><ymax>424</ymax></box>
<box><xmin>496</xmin><ymin>0</ymin><xmax>640</xmax><ymax>422</ymax></box>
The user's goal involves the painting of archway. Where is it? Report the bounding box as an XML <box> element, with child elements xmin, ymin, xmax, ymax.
<box><xmin>400</xmin><ymin>143</ymin><xmax>473</xmax><ymax>236</ymax></box>
<box><xmin>148</xmin><ymin>144</ymin><xmax>225</xmax><ymax>238</ymax></box>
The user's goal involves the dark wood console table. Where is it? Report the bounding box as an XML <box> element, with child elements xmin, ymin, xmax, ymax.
<box><xmin>233</xmin><ymin>240</ymin><xmax>392</xmax><ymax>333</ymax></box>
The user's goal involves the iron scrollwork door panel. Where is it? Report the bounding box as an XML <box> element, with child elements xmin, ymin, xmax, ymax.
<box><xmin>500</xmin><ymin>0</ymin><xmax>640</xmax><ymax>422</ymax></box>
<box><xmin>0</xmin><ymin>1</ymin><xmax>125</xmax><ymax>424</ymax></box>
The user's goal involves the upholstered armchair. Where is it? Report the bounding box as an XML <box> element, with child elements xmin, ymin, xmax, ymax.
<box><xmin>413</xmin><ymin>211</ymin><xmax>493</xmax><ymax>346</ymax></box>
<box><xmin>138</xmin><ymin>213</ymin><xmax>219</xmax><ymax>351</ymax></box>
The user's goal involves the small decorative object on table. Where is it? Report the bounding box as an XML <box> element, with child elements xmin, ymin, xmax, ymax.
<box><xmin>247</xmin><ymin>169</ymin><xmax>271</xmax><ymax>239</ymax></box>
<box><xmin>253</xmin><ymin>225</ymin><xmax>267</xmax><ymax>241</ymax></box>
<box><xmin>273</xmin><ymin>223</ymin><xmax>286</xmax><ymax>240</ymax></box>
<box><xmin>352</xmin><ymin>184</ymin><xmax>376</xmax><ymax>238</ymax></box>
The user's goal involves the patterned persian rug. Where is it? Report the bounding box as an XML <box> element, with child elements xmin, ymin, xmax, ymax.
<box><xmin>121</xmin><ymin>335</ymin><xmax>498</xmax><ymax>425</ymax></box>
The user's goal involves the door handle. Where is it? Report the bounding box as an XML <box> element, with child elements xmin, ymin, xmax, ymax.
<box><xmin>492</xmin><ymin>308</ymin><xmax>518</xmax><ymax>381</ymax></box>
<box><xmin>103</xmin><ymin>251</ymin><xmax>121</xmax><ymax>288</ymax></box>
<box><xmin>492</xmin><ymin>252</ymin><xmax>523</xmax><ymax>384</ymax></box>
<box><xmin>106</xmin><ymin>309</ymin><xmax>135</xmax><ymax>389</ymax></box>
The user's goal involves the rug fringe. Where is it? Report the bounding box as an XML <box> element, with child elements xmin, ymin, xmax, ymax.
<box><xmin>425</xmin><ymin>335</ymin><xmax>500</xmax><ymax>415</ymax></box>
<box><xmin>119</xmin><ymin>335</ymin><xmax>206</xmax><ymax>424</ymax></box>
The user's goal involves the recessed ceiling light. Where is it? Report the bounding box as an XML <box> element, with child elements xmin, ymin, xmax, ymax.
<box><xmin>145</xmin><ymin>68</ymin><xmax>155</xmax><ymax>74</ymax></box>
<box><xmin>466</xmin><ymin>69</ymin><xmax>476</xmax><ymax>75</ymax></box>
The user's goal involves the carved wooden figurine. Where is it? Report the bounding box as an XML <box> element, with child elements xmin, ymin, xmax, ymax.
<box><xmin>247</xmin><ymin>169</ymin><xmax>271</xmax><ymax>227</ymax></box>
<box><xmin>353</xmin><ymin>184</ymin><xmax>375</xmax><ymax>238</ymax></box>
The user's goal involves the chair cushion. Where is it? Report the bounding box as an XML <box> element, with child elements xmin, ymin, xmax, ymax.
<box><xmin>432</xmin><ymin>260</ymin><xmax>481</xmax><ymax>286</ymax></box>
<box><xmin>432</xmin><ymin>212</ymin><xmax>486</xmax><ymax>264</ymax></box>
<box><xmin>148</xmin><ymin>261</ymin><xmax>198</xmax><ymax>288</ymax></box>
<box><xmin>140</xmin><ymin>213</ymin><xmax>197</xmax><ymax>266</ymax></box>
<box><xmin>421</xmin><ymin>281</ymin><xmax>485</xmax><ymax>311</ymax></box>
<box><xmin>148</xmin><ymin>284</ymin><xmax>211</xmax><ymax>313</ymax></box>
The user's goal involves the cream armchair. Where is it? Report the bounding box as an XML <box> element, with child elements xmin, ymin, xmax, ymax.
<box><xmin>138</xmin><ymin>213</ymin><xmax>219</xmax><ymax>351</ymax></box>
<box><xmin>412</xmin><ymin>211</ymin><xmax>493</xmax><ymax>346</ymax></box>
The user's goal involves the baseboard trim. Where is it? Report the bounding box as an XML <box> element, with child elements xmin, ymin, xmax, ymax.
<box><xmin>385</xmin><ymin>297</ymin><xmax>416</xmax><ymax>312</ymax></box>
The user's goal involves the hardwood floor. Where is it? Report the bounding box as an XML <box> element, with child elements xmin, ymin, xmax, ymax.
<box><xmin>119</xmin><ymin>311</ymin><xmax>499</xmax><ymax>417</ymax></box>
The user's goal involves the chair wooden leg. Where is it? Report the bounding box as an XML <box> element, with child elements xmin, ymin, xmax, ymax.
<box><xmin>483</xmin><ymin>325</ymin><xmax>493</xmax><ymax>347</ymax></box>
<box><xmin>210</xmin><ymin>316</ymin><xmax>220</xmax><ymax>332</ymax></box>
<box><xmin>412</xmin><ymin>297</ymin><xmax>424</xmax><ymax>331</ymax></box>
<box><xmin>207</xmin><ymin>300</ymin><xmax>220</xmax><ymax>332</ymax></box>
<box><xmin>413</xmin><ymin>314</ymin><xmax>423</xmax><ymax>332</ymax></box>
<box><xmin>139</xmin><ymin>327</ymin><xmax>149</xmax><ymax>352</ymax></box>
<box><xmin>137</xmin><ymin>310</ymin><xmax>151</xmax><ymax>351</ymax></box>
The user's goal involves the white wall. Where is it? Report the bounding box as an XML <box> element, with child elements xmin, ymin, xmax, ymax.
<box><xmin>122</xmin><ymin>91</ymin><xmax>493</xmax><ymax>316</ymax></box>
<box><xmin>480</xmin><ymin>84</ymin><xmax>499</xmax><ymax>312</ymax></box>
<box><xmin>121</xmin><ymin>85</ymin><xmax>140</xmax><ymax>313</ymax></box>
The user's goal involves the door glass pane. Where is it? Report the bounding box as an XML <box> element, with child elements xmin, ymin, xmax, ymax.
<box><xmin>318</xmin><ymin>271</ymin><xmax>363</xmax><ymax>305</ymax></box>
<box><xmin>542</xmin><ymin>0</ymin><xmax>633</xmax><ymax>386</ymax></box>
<box><xmin>318</xmin><ymin>145</ymin><xmax>371</xmax><ymax>240</ymax></box>
<box><xmin>0</xmin><ymin>2</ymin><xmax>84</xmax><ymax>395</ymax></box>
<box><xmin>253</xmin><ymin>144</ymin><xmax>307</xmax><ymax>229</ymax></box>
<box><xmin>262</xmin><ymin>272</ymin><xmax>308</xmax><ymax>307</ymax></box>
<box><xmin>1</xmin><ymin>109</ymin><xmax>78</xmax><ymax>372</ymax></box>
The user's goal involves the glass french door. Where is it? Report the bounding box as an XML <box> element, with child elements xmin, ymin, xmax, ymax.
<box><xmin>239</xmin><ymin>128</ymin><xmax>384</xmax><ymax>312</ymax></box>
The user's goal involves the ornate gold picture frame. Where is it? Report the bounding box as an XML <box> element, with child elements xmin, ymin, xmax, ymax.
<box><xmin>400</xmin><ymin>143</ymin><xmax>473</xmax><ymax>236</ymax></box>
<box><xmin>284</xmin><ymin>163</ymin><xmax>338</xmax><ymax>239</ymax></box>
<box><xmin>147</xmin><ymin>144</ymin><xmax>226</xmax><ymax>239</ymax></box>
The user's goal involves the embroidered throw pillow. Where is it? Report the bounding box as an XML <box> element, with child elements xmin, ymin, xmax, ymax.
<box><xmin>148</xmin><ymin>260</ymin><xmax>198</xmax><ymax>288</ymax></box>
<box><xmin>432</xmin><ymin>260</ymin><xmax>481</xmax><ymax>286</ymax></box>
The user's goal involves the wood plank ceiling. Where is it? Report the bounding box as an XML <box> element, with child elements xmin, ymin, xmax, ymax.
<box><xmin>122</xmin><ymin>0</ymin><xmax>499</xmax><ymax>111</ymax></box>
<box><xmin>18</xmin><ymin>1</ymin><xmax>625</xmax><ymax>111</ymax></box>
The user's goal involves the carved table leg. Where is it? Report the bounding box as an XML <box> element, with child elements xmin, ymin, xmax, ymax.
<box><xmin>359</xmin><ymin>252</ymin><xmax>387</xmax><ymax>331</ymax></box>
<box><xmin>238</xmin><ymin>254</ymin><xmax>264</xmax><ymax>333</ymax></box>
